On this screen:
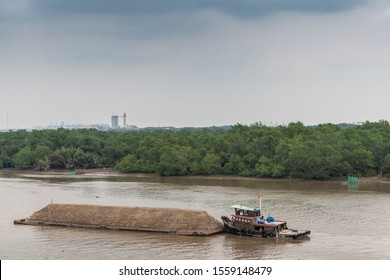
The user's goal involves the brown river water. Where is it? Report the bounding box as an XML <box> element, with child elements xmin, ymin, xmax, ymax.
<box><xmin>1</xmin><ymin>171</ymin><xmax>389</xmax><ymax>260</ymax></box>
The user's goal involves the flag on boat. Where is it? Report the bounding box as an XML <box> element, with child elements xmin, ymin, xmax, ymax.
<box><xmin>258</xmin><ymin>193</ymin><xmax>262</xmax><ymax>212</ymax></box>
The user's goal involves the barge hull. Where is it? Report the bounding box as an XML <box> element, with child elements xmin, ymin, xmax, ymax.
<box><xmin>14</xmin><ymin>219</ymin><xmax>216</xmax><ymax>235</ymax></box>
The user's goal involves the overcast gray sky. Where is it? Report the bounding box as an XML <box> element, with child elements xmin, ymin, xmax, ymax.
<box><xmin>1</xmin><ymin>0</ymin><xmax>390</xmax><ymax>129</ymax></box>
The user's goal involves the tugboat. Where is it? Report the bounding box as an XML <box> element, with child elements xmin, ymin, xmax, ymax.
<box><xmin>221</xmin><ymin>195</ymin><xmax>310</xmax><ymax>239</ymax></box>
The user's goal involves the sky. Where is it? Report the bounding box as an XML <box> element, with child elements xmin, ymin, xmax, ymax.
<box><xmin>1</xmin><ymin>0</ymin><xmax>390</xmax><ymax>129</ymax></box>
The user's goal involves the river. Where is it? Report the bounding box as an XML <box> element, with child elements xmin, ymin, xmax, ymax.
<box><xmin>1</xmin><ymin>171</ymin><xmax>389</xmax><ymax>260</ymax></box>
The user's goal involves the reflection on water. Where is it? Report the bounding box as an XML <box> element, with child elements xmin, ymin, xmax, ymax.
<box><xmin>346</xmin><ymin>182</ymin><xmax>359</xmax><ymax>191</ymax></box>
<box><xmin>1</xmin><ymin>171</ymin><xmax>390</xmax><ymax>260</ymax></box>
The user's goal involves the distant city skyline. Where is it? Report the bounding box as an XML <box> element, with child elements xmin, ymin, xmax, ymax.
<box><xmin>0</xmin><ymin>108</ymin><xmax>389</xmax><ymax>131</ymax></box>
<box><xmin>1</xmin><ymin>0</ymin><xmax>390</xmax><ymax>130</ymax></box>
<box><xmin>0</xmin><ymin>110</ymin><xmax>381</xmax><ymax>132</ymax></box>
<box><xmin>0</xmin><ymin>112</ymin><xmax>131</xmax><ymax>131</ymax></box>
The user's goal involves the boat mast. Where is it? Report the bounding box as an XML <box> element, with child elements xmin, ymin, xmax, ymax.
<box><xmin>258</xmin><ymin>193</ymin><xmax>262</xmax><ymax>214</ymax></box>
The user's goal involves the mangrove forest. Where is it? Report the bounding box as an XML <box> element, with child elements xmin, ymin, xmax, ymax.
<box><xmin>1</xmin><ymin>121</ymin><xmax>390</xmax><ymax>179</ymax></box>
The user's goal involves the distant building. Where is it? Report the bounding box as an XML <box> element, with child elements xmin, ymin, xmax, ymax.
<box><xmin>111</xmin><ymin>115</ymin><xmax>119</xmax><ymax>129</ymax></box>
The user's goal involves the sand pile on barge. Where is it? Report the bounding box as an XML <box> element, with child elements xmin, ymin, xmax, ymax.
<box><xmin>17</xmin><ymin>203</ymin><xmax>223</xmax><ymax>236</ymax></box>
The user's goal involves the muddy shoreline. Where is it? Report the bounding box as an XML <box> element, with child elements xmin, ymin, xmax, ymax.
<box><xmin>1</xmin><ymin>168</ymin><xmax>389</xmax><ymax>185</ymax></box>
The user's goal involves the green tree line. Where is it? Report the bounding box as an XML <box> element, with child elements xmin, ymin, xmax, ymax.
<box><xmin>1</xmin><ymin>121</ymin><xmax>390</xmax><ymax>179</ymax></box>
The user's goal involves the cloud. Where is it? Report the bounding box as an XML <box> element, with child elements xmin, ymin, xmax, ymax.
<box><xmin>1</xmin><ymin>0</ymin><xmax>390</xmax><ymax>128</ymax></box>
<box><xmin>1</xmin><ymin>0</ymin><xmax>374</xmax><ymax>18</ymax></box>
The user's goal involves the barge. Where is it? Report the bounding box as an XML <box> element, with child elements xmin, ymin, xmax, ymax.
<box><xmin>14</xmin><ymin>203</ymin><xmax>223</xmax><ymax>236</ymax></box>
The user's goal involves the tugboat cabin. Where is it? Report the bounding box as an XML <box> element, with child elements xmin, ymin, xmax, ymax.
<box><xmin>232</xmin><ymin>205</ymin><xmax>261</xmax><ymax>217</ymax></box>
<box><xmin>230</xmin><ymin>205</ymin><xmax>261</xmax><ymax>233</ymax></box>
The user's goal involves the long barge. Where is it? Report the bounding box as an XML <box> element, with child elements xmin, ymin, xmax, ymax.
<box><xmin>14</xmin><ymin>203</ymin><xmax>223</xmax><ymax>236</ymax></box>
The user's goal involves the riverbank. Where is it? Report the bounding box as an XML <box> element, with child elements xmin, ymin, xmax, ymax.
<box><xmin>0</xmin><ymin>168</ymin><xmax>136</xmax><ymax>179</ymax></box>
<box><xmin>1</xmin><ymin>168</ymin><xmax>390</xmax><ymax>185</ymax></box>
<box><xmin>0</xmin><ymin>168</ymin><xmax>333</xmax><ymax>183</ymax></box>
